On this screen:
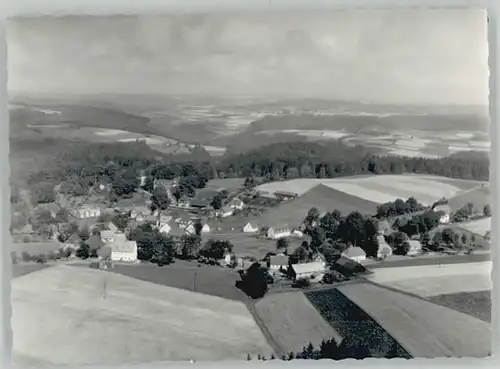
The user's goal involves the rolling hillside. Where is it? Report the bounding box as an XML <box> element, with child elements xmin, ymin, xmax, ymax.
<box><xmin>251</xmin><ymin>184</ymin><xmax>379</xmax><ymax>228</ymax></box>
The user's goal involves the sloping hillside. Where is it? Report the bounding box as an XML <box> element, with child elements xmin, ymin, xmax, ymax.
<box><xmin>12</xmin><ymin>265</ymin><xmax>273</xmax><ymax>365</ymax></box>
<box><xmin>335</xmin><ymin>283</ymin><xmax>491</xmax><ymax>358</ymax></box>
<box><xmin>252</xmin><ymin>184</ymin><xmax>379</xmax><ymax>228</ymax></box>
<box><xmin>447</xmin><ymin>184</ymin><xmax>490</xmax><ymax>212</ymax></box>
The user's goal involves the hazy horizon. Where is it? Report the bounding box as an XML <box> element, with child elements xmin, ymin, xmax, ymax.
<box><xmin>7</xmin><ymin>9</ymin><xmax>489</xmax><ymax>106</ymax></box>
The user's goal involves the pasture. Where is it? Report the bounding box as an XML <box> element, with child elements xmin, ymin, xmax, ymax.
<box><xmin>253</xmin><ymin>292</ymin><xmax>341</xmax><ymax>355</ymax></box>
<box><xmin>206</xmin><ymin>232</ymin><xmax>304</xmax><ymax>259</ymax></box>
<box><xmin>12</xmin><ymin>265</ymin><xmax>273</xmax><ymax>365</ymax></box>
<box><xmin>336</xmin><ymin>283</ymin><xmax>491</xmax><ymax>358</ymax></box>
<box><xmin>254</xmin><ymin>175</ymin><xmax>475</xmax><ymax>209</ymax></box>
<box><xmin>88</xmin><ymin>260</ymin><xmax>247</xmax><ymax>302</ymax></box>
<box><xmin>447</xmin><ymin>184</ymin><xmax>490</xmax><ymax>212</ymax></box>
<box><xmin>322</xmin><ymin>175</ymin><xmax>464</xmax><ymax>206</ymax></box>
<box><xmin>455</xmin><ymin>217</ymin><xmax>491</xmax><ymax>236</ymax></box>
<box><xmin>253</xmin><ymin>184</ymin><xmax>379</xmax><ymax>228</ymax></box>
<box><xmin>366</xmin><ymin>262</ymin><xmax>492</xmax><ymax>298</ymax></box>
<box><xmin>428</xmin><ymin>291</ymin><xmax>491</xmax><ymax>323</ymax></box>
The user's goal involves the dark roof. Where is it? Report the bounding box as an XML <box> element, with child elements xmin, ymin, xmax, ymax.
<box><xmin>190</xmin><ymin>199</ymin><xmax>210</xmax><ymax>208</ymax></box>
<box><xmin>86</xmin><ymin>235</ymin><xmax>104</xmax><ymax>250</ymax></box>
<box><xmin>270</xmin><ymin>255</ymin><xmax>289</xmax><ymax>266</ymax></box>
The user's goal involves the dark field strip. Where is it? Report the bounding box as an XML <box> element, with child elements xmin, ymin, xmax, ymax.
<box><xmin>306</xmin><ymin>288</ymin><xmax>411</xmax><ymax>358</ymax></box>
<box><xmin>428</xmin><ymin>290</ymin><xmax>491</xmax><ymax>323</ymax></box>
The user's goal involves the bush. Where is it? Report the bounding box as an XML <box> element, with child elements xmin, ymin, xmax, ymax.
<box><xmin>21</xmin><ymin>251</ymin><xmax>32</xmax><ymax>262</ymax></box>
<box><xmin>294</xmin><ymin>277</ymin><xmax>311</xmax><ymax>288</ymax></box>
<box><xmin>33</xmin><ymin>254</ymin><xmax>47</xmax><ymax>264</ymax></box>
<box><xmin>11</xmin><ymin>251</ymin><xmax>19</xmax><ymax>265</ymax></box>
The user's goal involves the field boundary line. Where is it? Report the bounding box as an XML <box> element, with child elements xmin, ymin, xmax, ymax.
<box><xmin>246</xmin><ymin>300</ymin><xmax>285</xmax><ymax>358</ymax></box>
<box><xmin>334</xmin><ymin>284</ymin><xmax>414</xmax><ymax>359</ymax></box>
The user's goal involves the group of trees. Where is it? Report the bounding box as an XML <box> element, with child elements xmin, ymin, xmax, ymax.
<box><xmin>393</xmin><ymin>211</ymin><xmax>442</xmax><ymax>238</ymax></box>
<box><xmin>248</xmin><ymin>337</ymin><xmax>408</xmax><ymax>361</ymax></box>
<box><xmin>301</xmin><ymin>207</ymin><xmax>380</xmax><ymax>258</ymax></box>
<box><xmin>375</xmin><ymin>197</ymin><xmax>426</xmax><ymax>219</ymax></box>
<box><xmin>129</xmin><ymin>223</ymin><xmax>176</xmax><ymax>266</ymax></box>
<box><xmin>218</xmin><ymin>142</ymin><xmax>489</xmax><ymax>182</ymax></box>
<box><xmin>12</xmin><ymin>247</ymin><xmax>73</xmax><ymax>265</ymax></box>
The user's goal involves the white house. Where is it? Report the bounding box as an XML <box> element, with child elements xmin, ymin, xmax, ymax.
<box><xmin>266</xmin><ymin>225</ymin><xmax>291</xmax><ymax>240</ymax></box>
<box><xmin>159</xmin><ymin>222</ymin><xmax>172</xmax><ymax>235</ymax></box>
<box><xmin>229</xmin><ymin>197</ymin><xmax>245</xmax><ymax>210</ymax></box>
<box><xmin>101</xmin><ymin>230</ymin><xmax>115</xmax><ymax>243</ymax></box>
<box><xmin>158</xmin><ymin>215</ymin><xmax>173</xmax><ymax>228</ymax></box>
<box><xmin>291</xmin><ymin>261</ymin><xmax>326</xmax><ymax>281</ymax></box>
<box><xmin>406</xmin><ymin>240</ymin><xmax>422</xmax><ymax>256</ymax></box>
<box><xmin>201</xmin><ymin>223</ymin><xmax>211</xmax><ymax>233</ymax></box>
<box><xmin>434</xmin><ymin>204</ymin><xmax>451</xmax><ymax>224</ymax></box>
<box><xmin>218</xmin><ymin>205</ymin><xmax>234</xmax><ymax>218</ymax></box>
<box><xmin>70</xmin><ymin>207</ymin><xmax>101</xmax><ymax>219</ymax></box>
<box><xmin>243</xmin><ymin>222</ymin><xmax>259</xmax><ymax>233</ymax></box>
<box><xmin>110</xmin><ymin>238</ymin><xmax>138</xmax><ymax>262</ymax></box>
<box><xmin>292</xmin><ymin>229</ymin><xmax>304</xmax><ymax>238</ymax></box>
<box><xmin>185</xmin><ymin>223</ymin><xmax>196</xmax><ymax>235</ymax></box>
<box><xmin>376</xmin><ymin>236</ymin><xmax>393</xmax><ymax>259</ymax></box>
<box><xmin>342</xmin><ymin>246</ymin><xmax>367</xmax><ymax>263</ymax></box>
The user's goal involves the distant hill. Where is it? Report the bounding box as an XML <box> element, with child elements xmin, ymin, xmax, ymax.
<box><xmin>246</xmin><ymin>113</ymin><xmax>489</xmax><ymax>134</ymax></box>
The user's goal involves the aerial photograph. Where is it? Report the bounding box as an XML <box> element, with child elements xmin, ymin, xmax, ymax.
<box><xmin>8</xmin><ymin>9</ymin><xmax>491</xmax><ymax>364</ymax></box>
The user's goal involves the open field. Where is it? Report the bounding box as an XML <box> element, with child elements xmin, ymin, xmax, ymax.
<box><xmin>76</xmin><ymin>261</ymin><xmax>247</xmax><ymax>302</ymax></box>
<box><xmin>366</xmin><ymin>262</ymin><xmax>492</xmax><ymax>297</ymax></box>
<box><xmin>255</xmin><ymin>175</ymin><xmax>477</xmax><ymax>207</ymax></box>
<box><xmin>207</xmin><ymin>232</ymin><xmax>304</xmax><ymax>259</ymax></box>
<box><xmin>306</xmin><ymin>288</ymin><xmax>409</xmax><ymax>357</ymax></box>
<box><xmin>253</xmin><ymin>184</ymin><xmax>379</xmax><ymax>228</ymax></box>
<box><xmin>428</xmin><ymin>291</ymin><xmax>491</xmax><ymax>323</ymax></box>
<box><xmin>447</xmin><ymin>184</ymin><xmax>490</xmax><ymax>212</ymax></box>
<box><xmin>12</xmin><ymin>265</ymin><xmax>273</xmax><ymax>365</ymax></box>
<box><xmin>336</xmin><ymin>283</ymin><xmax>491</xmax><ymax>357</ymax></box>
<box><xmin>12</xmin><ymin>264</ymin><xmax>53</xmax><ymax>278</ymax></box>
<box><xmin>455</xmin><ymin>217</ymin><xmax>491</xmax><ymax>236</ymax></box>
<box><xmin>322</xmin><ymin>175</ymin><xmax>465</xmax><ymax>206</ymax></box>
<box><xmin>253</xmin><ymin>292</ymin><xmax>341</xmax><ymax>355</ymax></box>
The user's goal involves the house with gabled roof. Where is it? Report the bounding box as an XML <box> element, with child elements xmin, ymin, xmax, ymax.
<box><xmin>342</xmin><ymin>246</ymin><xmax>367</xmax><ymax>263</ymax></box>
<box><xmin>266</xmin><ymin>225</ymin><xmax>291</xmax><ymax>240</ymax></box>
<box><xmin>243</xmin><ymin>222</ymin><xmax>259</xmax><ymax>233</ymax></box>
<box><xmin>268</xmin><ymin>254</ymin><xmax>289</xmax><ymax>271</ymax></box>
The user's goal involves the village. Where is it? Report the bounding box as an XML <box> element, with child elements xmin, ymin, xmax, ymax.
<box><xmin>10</xmin><ymin>166</ymin><xmax>491</xmax><ymax>298</ymax></box>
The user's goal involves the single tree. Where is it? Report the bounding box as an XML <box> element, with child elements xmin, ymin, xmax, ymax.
<box><xmin>484</xmin><ymin>204</ymin><xmax>492</xmax><ymax>217</ymax></box>
<box><xmin>76</xmin><ymin>242</ymin><xmax>90</xmax><ymax>259</ymax></box>
<box><xmin>276</xmin><ymin>237</ymin><xmax>288</xmax><ymax>250</ymax></box>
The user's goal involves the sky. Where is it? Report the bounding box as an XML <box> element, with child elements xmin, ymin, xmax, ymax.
<box><xmin>6</xmin><ymin>9</ymin><xmax>489</xmax><ymax>105</ymax></box>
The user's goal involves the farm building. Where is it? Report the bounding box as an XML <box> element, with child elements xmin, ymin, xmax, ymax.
<box><xmin>218</xmin><ymin>205</ymin><xmax>234</xmax><ymax>218</ymax></box>
<box><xmin>377</xmin><ymin>236</ymin><xmax>393</xmax><ymax>259</ymax></box>
<box><xmin>159</xmin><ymin>222</ymin><xmax>172</xmax><ymax>235</ymax></box>
<box><xmin>68</xmin><ymin>207</ymin><xmax>101</xmax><ymax>219</ymax></box>
<box><xmin>100</xmin><ymin>230</ymin><xmax>115</xmax><ymax>243</ymax></box>
<box><xmin>97</xmin><ymin>245</ymin><xmax>112</xmax><ymax>260</ymax></box>
<box><xmin>105</xmin><ymin>221</ymin><xmax>119</xmax><ymax>233</ymax></box>
<box><xmin>342</xmin><ymin>246</ymin><xmax>367</xmax><ymax>263</ymax></box>
<box><xmin>274</xmin><ymin>190</ymin><xmax>299</xmax><ymax>201</ymax></box>
<box><xmin>268</xmin><ymin>254</ymin><xmax>289</xmax><ymax>272</ymax></box>
<box><xmin>110</xmin><ymin>236</ymin><xmax>138</xmax><ymax>262</ymax></box>
<box><xmin>243</xmin><ymin>222</ymin><xmax>259</xmax><ymax>233</ymax></box>
<box><xmin>406</xmin><ymin>240</ymin><xmax>422</xmax><ymax>256</ymax></box>
<box><xmin>434</xmin><ymin>204</ymin><xmax>452</xmax><ymax>224</ymax></box>
<box><xmin>158</xmin><ymin>215</ymin><xmax>173</xmax><ymax>228</ymax></box>
<box><xmin>290</xmin><ymin>261</ymin><xmax>326</xmax><ymax>281</ymax></box>
<box><xmin>332</xmin><ymin>256</ymin><xmax>367</xmax><ymax>276</ymax></box>
<box><xmin>266</xmin><ymin>225</ymin><xmax>291</xmax><ymax>240</ymax></box>
<box><xmin>177</xmin><ymin>195</ymin><xmax>191</xmax><ymax>209</ymax></box>
<box><xmin>229</xmin><ymin>197</ymin><xmax>245</xmax><ymax>210</ymax></box>
<box><xmin>292</xmin><ymin>229</ymin><xmax>304</xmax><ymax>238</ymax></box>
<box><xmin>184</xmin><ymin>224</ymin><xmax>196</xmax><ymax>235</ymax></box>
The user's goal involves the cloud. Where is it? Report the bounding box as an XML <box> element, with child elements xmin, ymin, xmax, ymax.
<box><xmin>6</xmin><ymin>9</ymin><xmax>489</xmax><ymax>105</ymax></box>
